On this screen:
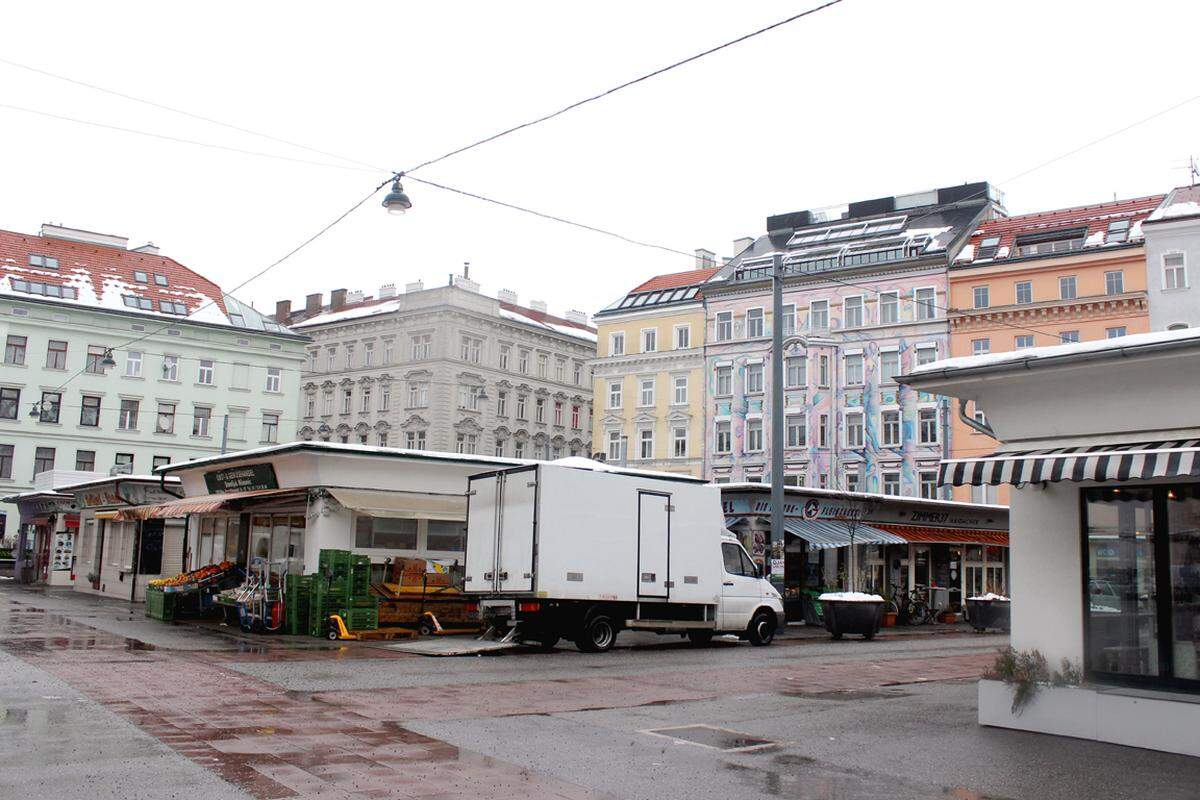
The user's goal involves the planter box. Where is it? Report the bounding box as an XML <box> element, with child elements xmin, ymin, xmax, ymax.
<box><xmin>823</xmin><ymin>600</ymin><xmax>883</xmax><ymax>639</ymax></box>
<box><xmin>966</xmin><ymin>599</ymin><xmax>1010</xmax><ymax>632</ymax></box>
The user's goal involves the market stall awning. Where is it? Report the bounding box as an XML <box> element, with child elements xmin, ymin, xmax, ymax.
<box><xmin>872</xmin><ymin>524</ymin><xmax>1009</xmax><ymax>547</ymax></box>
<box><xmin>782</xmin><ymin>518</ymin><xmax>907</xmax><ymax>550</ymax></box>
<box><xmin>116</xmin><ymin>488</ymin><xmax>304</xmax><ymax>520</ymax></box>
<box><xmin>326</xmin><ymin>488</ymin><xmax>465</xmax><ymax>521</ymax></box>
<box><xmin>724</xmin><ymin>516</ymin><xmax>744</xmax><ymax>529</ymax></box>
<box><xmin>940</xmin><ymin>439</ymin><xmax>1200</xmax><ymax>487</ymax></box>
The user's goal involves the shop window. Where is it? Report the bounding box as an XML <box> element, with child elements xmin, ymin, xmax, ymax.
<box><xmin>427</xmin><ymin>520</ymin><xmax>466</xmax><ymax>552</ymax></box>
<box><xmin>355</xmin><ymin>515</ymin><xmax>417</xmax><ymax>550</ymax></box>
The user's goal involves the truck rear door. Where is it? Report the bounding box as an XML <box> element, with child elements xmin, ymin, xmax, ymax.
<box><xmin>465</xmin><ymin>473</ymin><xmax>500</xmax><ymax>594</ymax></box>
<box><xmin>496</xmin><ymin>467</ymin><xmax>537</xmax><ymax>593</ymax></box>
<box><xmin>637</xmin><ymin>491</ymin><xmax>671</xmax><ymax>599</ymax></box>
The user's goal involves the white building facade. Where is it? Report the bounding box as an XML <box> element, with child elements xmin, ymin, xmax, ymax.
<box><xmin>1142</xmin><ymin>185</ymin><xmax>1200</xmax><ymax>331</ymax></box>
<box><xmin>0</xmin><ymin>224</ymin><xmax>307</xmax><ymax>543</ymax></box>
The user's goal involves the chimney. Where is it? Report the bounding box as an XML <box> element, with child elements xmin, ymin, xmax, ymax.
<box><xmin>346</xmin><ymin>289</ymin><xmax>364</xmax><ymax>304</ymax></box>
<box><xmin>497</xmin><ymin>288</ymin><xmax>518</xmax><ymax>305</ymax></box>
<box><xmin>305</xmin><ymin>293</ymin><xmax>322</xmax><ymax>315</ymax></box>
<box><xmin>565</xmin><ymin>309</ymin><xmax>589</xmax><ymax>326</ymax></box>
<box><xmin>330</xmin><ymin>288</ymin><xmax>347</xmax><ymax>310</ymax></box>
<box><xmin>732</xmin><ymin>237</ymin><xmax>755</xmax><ymax>257</ymax></box>
<box><xmin>131</xmin><ymin>242</ymin><xmax>160</xmax><ymax>255</ymax></box>
<box><xmin>463</xmin><ymin>261</ymin><xmax>470</xmax><ymax>279</ymax></box>
<box><xmin>40</xmin><ymin>223</ymin><xmax>129</xmax><ymax>250</ymax></box>
<box><xmin>695</xmin><ymin>248</ymin><xmax>716</xmax><ymax>268</ymax></box>
<box><xmin>452</xmin><ymin>274</ymin><xmax>480</xmax><ymax>293</ymax></box>
<box><xmin>530</xmin><ymin>300</ymin><xmax>548</xmax><ymax>314</ymax></box>
<box><xmin>274</xmin><ymin>299</ymin><xmax>292</xmax><ymax>322</ymax></box>
<box><xmin>405</xmin><ymin>280</ymin><xmax>424</xmax><ymax>293</ymax></box>
<box><xmin>379</xmin><ymin>283</ymin><xmax>397</xmax><ymax>299</ymax></box>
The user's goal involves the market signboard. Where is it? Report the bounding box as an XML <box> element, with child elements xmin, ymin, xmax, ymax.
<box><xmin>204</xmin><ymin>463</ymin><xmax>279</xmax><ymax>494</ymax></box>
<box><xmin>720</xmin><ymin>491</ymin><xmax>1005</xmax><ymax>529</ymax></box>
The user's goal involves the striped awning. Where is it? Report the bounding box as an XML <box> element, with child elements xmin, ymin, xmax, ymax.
<box><xmin>782</xmin><ymin>518</ymin><xmax>907</xmax><ymax>550</ymax></box>
<box><xmin>940</xmin><ymin>439</ymin><xmax>1200</xmax><ymax>487</ymax></box>
<box><xmin>872</xmin><ymin>524</ymin><xmax>1009</xmax><ymax>547</ymax></box>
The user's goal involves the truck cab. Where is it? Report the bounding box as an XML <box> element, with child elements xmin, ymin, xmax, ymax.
<box><xmin>716</xmin><ymin>534</ymin><xmax>784</xmax><ymax>642</ymax></box>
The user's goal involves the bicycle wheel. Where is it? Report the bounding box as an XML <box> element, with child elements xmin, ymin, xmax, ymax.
<box><xmin>908</xmin><ymin>602</ymin><xmax>929</xmax><ymax>625</ymax></box>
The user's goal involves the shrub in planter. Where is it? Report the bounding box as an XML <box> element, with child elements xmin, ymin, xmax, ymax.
<box><xmin>985</xmin><ymin>646</ymin><xmax>1082</xmax><ymax>714</ymax></box>
<box><xmin>819</xmin><ymin>592</ymin><xmax>884</xmax><ymax>640</ymax></box>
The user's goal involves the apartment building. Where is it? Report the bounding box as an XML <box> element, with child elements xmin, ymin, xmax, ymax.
<box><xmin>1142</xmin><ymin>185</ymin><xmax>1200</xmax><ymax>331</ymax></box>
<box><xmin>703</xmin><ymin>182</ymin><xmax>1004</xmax><ymax>495</ymax></box>
<box><xmin>278</xmin><ymin>275</ymin><xmax>596</xmax><ymax>458</ymax></box>
<box><xmin>946</xmin><ymin>194</ymin><xmax>1163</xmax><ymax>503</ymax></box>
<box><xmin>590</xmin><ymin>256</ymin><xmax>718</xmax><ymax>477</ymax></box>
<box><xmin>0</xmin><ymin>224</ymin><xmax>307</xmax><ymax>543</ymax></box>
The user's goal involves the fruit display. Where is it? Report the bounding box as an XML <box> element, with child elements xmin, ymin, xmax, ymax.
<box><xmin>149</xmin><ymin>561</ymin><xmax>236</xmax><ymax>590</ymax></box>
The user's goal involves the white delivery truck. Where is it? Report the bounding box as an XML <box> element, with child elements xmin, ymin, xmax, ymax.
<box><xmin>464</xmin><ymin>461</ymin><xmax>783</xmax><ymax>652</ymax></box>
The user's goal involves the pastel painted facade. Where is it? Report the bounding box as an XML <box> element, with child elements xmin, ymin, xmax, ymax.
<box><xmin>591</xmin><ymin>263</ymin><xmax>716</xmax><ymax>476</ymax></box>
<box><xmin>702</xmin><ymin>183</ymin><xmax>1003</xmax><ymax>497</ymax></box>
<box><xmin>946</xmin><ymin>195</ymin><xmax>1162</xmax><ymax>504</ymax></box>
<box><xmin>1142</xmin><ymin>185</ymin><xmax>1200</xmax><ymax>331</ymax></box>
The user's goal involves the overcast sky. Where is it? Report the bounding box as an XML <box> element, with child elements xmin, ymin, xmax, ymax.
<box><xmin>3</xmin><ymin>1</ymin><xmax>1199</xmax><ymax>322</ymax></box>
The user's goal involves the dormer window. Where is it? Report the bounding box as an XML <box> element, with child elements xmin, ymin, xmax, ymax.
<box><xmin>158</xmin><ymin>300</ymin><xmax>188</xmax><ymax>315</ymax></box>
<box><xmin>977</xmin><ymin>236</ymin><xmax>1001</xmax><ymax>259</ymax></box>
<box><xmin>28</xmin><ymin>254</ymin><xmax>59</xmax><ymax>269</ymax></box>
<box><xmin>133</xmin><ymin>270</ymin><xmax>149</xmax><ymax>283</ymax></box>
<box><xmin>123</xmin><ymin>295</ymin><xmax>154</xmax><ymax>310</ymax></box>
<box><xmin>1014</xmin><ymin>228</ymin><xmax>1086</xmax><ymax>257</ymax></box>
<box><xmin>154</xmin><ymin>273</ymin><xmax>168</xmax><ymax>286</ymax></box>
<box><xmin>1106</xmin><ymin>220</ymin><xmax>1130</xmax><ymax>244</ymax></box>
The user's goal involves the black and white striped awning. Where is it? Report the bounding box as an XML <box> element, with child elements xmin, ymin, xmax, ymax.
<box><xmin>940</xmin><ymin>439</ymin><xmax>1200</xmax><ymax>487</ymax></box>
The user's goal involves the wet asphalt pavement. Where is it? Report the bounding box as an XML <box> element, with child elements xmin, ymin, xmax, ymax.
<box><xmin>2</xmin><ymin>583</ymin><xmax>1199</xmax><ymax>800</ymax></box>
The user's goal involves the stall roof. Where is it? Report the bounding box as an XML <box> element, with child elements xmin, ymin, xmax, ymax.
<box><xmin>56</xmin><ymin>474</ymin><xmax>181</xmax><ymax>492</ymax></box>
<box><xmin>1</xmin><ymin>489</ymin><xmax>73</xmax><ymax>503</ymax></box>
<box><xmin>716</xmin><ymin>482</ymin><xmax>1008</xmax><ymax>513</ymax></box>
<box><xmin>872</xmin><ymin>524</ymin><xmax>1009</xmax><ymax>547</ymax></box>
<box><xmin>782</xmin><ymin>518</ymin><xmax>907</xmax><ymax>550</ymax></box>
<box><xmin>118</xmin><ymin>488</ymin><xmax>305</xmax><ymax>519</ymax></box>
<box><xmin>326</xmin><ymin>488</ymin><xmax>466</xmax><ymax>521</ymax></box>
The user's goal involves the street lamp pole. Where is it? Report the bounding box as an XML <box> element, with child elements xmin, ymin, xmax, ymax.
<box><xmin>769</xmin><ymin>252</ymin><xmax>786</xmax><ymax>582</ymax></box>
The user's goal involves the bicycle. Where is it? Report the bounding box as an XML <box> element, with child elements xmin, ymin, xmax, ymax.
<box><xmin>906</xmin><ymin>585</ymin><xmax>936</xmax><ymax>626</ymax></box>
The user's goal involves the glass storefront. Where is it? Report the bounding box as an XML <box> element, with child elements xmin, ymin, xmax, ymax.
<box><xmin>1083</xmin><ymin>485</ymin><xmax>1200</xmax><ymax>690</ymax></box>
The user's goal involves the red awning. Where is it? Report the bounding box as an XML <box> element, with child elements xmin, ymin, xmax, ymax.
<box><xmin>115</xmin><ymin>488</ymin><xmax>305</xmax><ymax>520</ymax></box>
<box><xmin>873</xmin><ymin>524</ymin><xmax>1009</xmax><ymax>547</ymax></box>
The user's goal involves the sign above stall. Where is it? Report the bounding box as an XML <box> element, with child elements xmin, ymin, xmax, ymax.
<box><xmin>204</xmin><ymin>463</ymin><xmax>279</xmax><ymax>494</ymax></box>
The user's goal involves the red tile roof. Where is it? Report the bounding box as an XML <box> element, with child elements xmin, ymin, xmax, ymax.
<box><xmin>499</xmin><ymin>300</ymin><xmax>595</xmax><ymax>333</ymax></box>
<box><xmin>631</xmin><ymin>267</ymin><xmax>720</xmax><ymax>293</ymax></box>
<box><xmin>874</xmin><ymin>524</ymin><xmax>1009</xmax><ymax>547</ymax></box>
<box><xmin>956</xmin><ymin>195</ymin><xmax>1165</xmax><ymax>265</ymax></box>
<box><xmin>0</xmin><ymin>227</ymin><xmax>230</xmax><ymax>319</ymax></box>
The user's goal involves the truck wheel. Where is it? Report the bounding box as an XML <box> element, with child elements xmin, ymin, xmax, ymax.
<box><xmin>533</xmin><ymin>631</ymin><xmax>560</xmax><ymax>651</ymax></box>
<box><xmin>686</xmin><ymin>630</ymin><xmax>714</xmax><ymax>646</ymax></box>
<box><xmin>575</xmin><ymin>614</ymin><xmax>617</xmax><ymax>653</ymax></box>
<box><xmin>747</xmin><ymin>611</ymin><xmax>776</xmax><ymax>646</ymax></box>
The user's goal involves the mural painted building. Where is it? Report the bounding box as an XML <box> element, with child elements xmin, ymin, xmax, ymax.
<box><xmin>590</xmin><ymin>258</ymin><xmax>719</xmax><ymax>476</ymax></box>
<box><xmin>703</xmin><ymin>183</ymin><xmax>1004</xmax><ymax>497</ymax></box>
<box><xmin>945</xmin><ymin>194</ymin><xmax>1163</xmax><ymax>504</ymax></box>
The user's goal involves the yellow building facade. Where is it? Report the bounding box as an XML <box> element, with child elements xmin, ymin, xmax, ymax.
<box><xmin>589</xmin><ymin>268</ymin><xmax>717</xmax><ymax>477</ymax></box>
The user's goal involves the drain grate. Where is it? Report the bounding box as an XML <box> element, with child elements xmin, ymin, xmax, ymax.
<box><xmin>643</xmin><ymin>724</ymin><xmax>775</xmax><ymax>752</ymax></box>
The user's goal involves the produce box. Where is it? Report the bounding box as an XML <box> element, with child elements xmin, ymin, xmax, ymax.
<box><xmin>145</xmin><ymin>586</ymin><xmax>177</xmax><ymax>622</ymax></box>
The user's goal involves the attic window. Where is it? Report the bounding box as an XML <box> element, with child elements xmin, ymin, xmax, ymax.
<box><xmin>124</xmin><ymin>294</ymin><xmax>154</xmax><ymax>310</ymax></box>
<box><xmin>229</xmin><ymin>313</ymin><xmax>246</xmax><ymax>326</ymax></box>
<box><xmin>28</xmin><ymin>254</ymin><xmax>59</xmax><ymax>269</ymax></box>
<box><xmin>1106</xmin><ymin>220</ymin><xmax>1130</xmax><ymax>244</ymax></box>
<box><xmin>11</xmin><ymin>279</ymin><xmax>77</xmax><ymax>299</ymax></box>
<box><xmin>1014</xmin><ymin>227</ymin><xmax>1086</xmax><ymax>257</ymax></box>
<box><xmin>977</xmin><ymin>236</ymin><xmax>1001</xmax><ymax>259</ymax></box>
<box><xmin>133</xmin><ymin>270</ymin><xmax>149</xmax><ymax>283</ymax></box>
<box><xmin>154</xmin><ymin>273</ymin><xmax>168</xmax><ymax>286</ymax></box>
<box><xmin>158</xmin><ymin>300</ymin><xmax>188</xmax><ymax>315</ymax></box>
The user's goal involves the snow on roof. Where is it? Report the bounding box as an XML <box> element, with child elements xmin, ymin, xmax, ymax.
<box><xmin>549</xmin><ymin>456</ymin><xmax>705</xmax><ymax>481</ymax></box>
<box><xmin>156</xmin><ymin>441</ymin><xmax>538</xmax><ymax>475</ymax></box>
<box><xmin>290</xmin><ymin>299</ymin><xmax>402</xmax><ymax>328</ymax></box>
<box><xmin>906</xmin><ymin>326</ymin><xmax>1200</xmax><ymax>378</ymax></box>
<box><xmin>56</xmin><ymin>473</ymin><xmax>181</xmax><ymax>492</ymax></box>
<box><xmin>1146</xmin><ymin>185</ymin><xmax>1200</xmax><ymax>223</ymax></box>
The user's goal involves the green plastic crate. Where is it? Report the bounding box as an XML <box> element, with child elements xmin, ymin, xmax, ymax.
<box><xmin>145</xmin><ymin>587</ymin><xmax>177</xmax><ymax>622</ymax></box>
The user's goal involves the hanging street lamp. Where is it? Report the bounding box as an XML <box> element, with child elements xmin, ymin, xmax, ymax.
<box><xmin>381</xmin><ymin>175</ymin><xmax>412</xmax><ymax>215</ymax></box>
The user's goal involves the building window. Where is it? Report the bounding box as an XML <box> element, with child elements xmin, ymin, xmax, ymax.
<box><xmin>555</xmin><ymin>359</ymin><xmax>565</xmax><ymax>382</ymax></box>
<box><xmin>518</xmin><ymin>350</ymin><xmax>529</xmax><ymax>373</ymax></box>
<box><xmin>973</xmin><ymin>286</ymin><xmax>990</xmax><ymax>309</ymax></box>
<box><xmin>1059</xmin><ymin>275</ymin><xmax>1078</xmax><ymax>300</ymax></box>
<box><xmin>537</xmin><ymin>354</ymin><xmax>548</xmax><ymax>379</ymax></box>
<box><xmin>39</xmin><ymin>391</ymin><xmax>61</xmax><ymax>424</ymax></box>
<box><xmin>1105</xmin><ymin>270</ymin><xmax>1124</xmax><ymax>296</ymax></box>
<box><xmin>361</xmin><ymin>387</ymin><xmax>373</xmax><ymax>412</ymax></box>
<box><xmin>497</xmin><ymin>391</ymin><xmax>508</xmax><ymax>416</ymax></box>
<box><xmin>408</xmin><ymin>383</ymin><xmax>428</xmax><ymax>408</ymax></box>
<box><xmin>341</xmin><ymin>387</ymin><xmax>353</xmax><ymax>414</ymax></box>
<box><xmin>914</xmin><ymin>287</ymin><xmax>937</xmax><ymax>320</ymax></box>
<box><xmin>427</xmin><ymin>519</ymin><xmax>466</xmax><ymax>552</ymax></box>
<box><xmin>498</xmin><ymin>345</ymin><xmax>510</xmax><ymax>370</ymax></box>
<box><xmin>745</xmin><ymin>363</ymin><xmax>764</xmax><ymax>394</ymax></box>
<box><xmin>197</xmin><ymin>359</ymin><xmax>214</xmax><ymax>385</ymax></box>
<box><xmin>879</xmin><ymin>292</ymin><xmax>899</xmax><ymax>324</ymax></box>
<box><xmin>1106</xmin><ymin>326</ymin><xmax>1127</xmax><ymax>339</ymax></box>
<box><xmin>28</xmin><ymin>253</ymin><xmax>59</xmax><ymax>269</ymax></box>
<box><xmin>1015</xmin><ymin>281</ymin><xmax>1033</xmax><ymax>305</ymax></box>
<box><xmin>972</xmin><ymin>338</ymin><xmax>990</xmax><ymax>355</ymax></box>
<box><xmin>715</xmin><ymin>421</ymin><xmax>731</xmax><ymax>454</ymax></box>
<box><xmin>4</xmin><ymin>335</ymin><xmax>26</xmax><ymax>366</ymax></box>
<box><xmin>786</xmin><ymin>414</ymin><xmax>806</xmax><ymax>448</ymax></box>
<box><xmin>192</xmin><ymin>407</ymin><xmax>212</xmax><ymax>437</ymax></box>
<box><xmin>1164</xmin><ymin>253</ymin><xmax>1188</xmax><ymax>290</ymax></box>
<box><xmin>915</xmin><ymin>345</ymin><xmax>937</xmax><ymax>367</ymax></box>
<box><xmin>573</xmin><ymin>363</ymin><xmax>583</xmax><ymax>385</ymax></box>
<box><xmin>716</xmin><ymin>312</ymin><xmax>732</xmax><ymax>341</ymax></box>
<box><xmin>405</xmin><ymin>430</ymin><xmax>426</xmax><ymax>449</ymax></box>
<box><xmin>809</xmin><ymin>300</ymin><xmax>829</xmax><ymax>331</ymax></box>
<box><xmin>162</xmin><ymin>354</ymin><xmax>178</xmax><ymax>381</ymax></box>
<box><xmin>0</xmin><ymin>444</ymin><xmax>13</xmax><ymax>479</ymax></box>
<box><xmin>327</xmin><ymin>350</ymin><xmax>337</xmax><ymax>371</ymax></box>
<box><xmin>323</xmin><ymin>391</ymin><xmax>334</xmax><ymax>415</ymax></box>
<box><xmin>746</xmin><ymin>308</ymin><xmax>764</xmax><ymax>338</ymax></box>
<box><xmin>33</xmin><ymin>446</ymin><xmax>54</xmax><ymax>476</ymax></box>
<box><xmin>818</xmin><ymin>414</ymin><xmax>829</xmax><ymax>448</ymax></box>
<box><xmin>919</xmin><ymin>471</ymin><xmax>939</xmax><ymax>499</ymax></box>
<box><xmin>152</xmin><ymin>455</ymin><xmax>171</xmax><ymax>470</ymax></box>
<box><xmin>114</xmin><ymin>398</ymin><xmax>137</xmax><ymax>430</ymax></box>
<box><xmin>1061</xmin><ymin>330</ymin><xmax>1081</xmax><ymax>344</ymax></box>
<box><xmin>844</xmin><ymin>296</ymin><xmax>863</xmax><ymax>328</ymax></box>
<box><xmin>1014</xmin><ymin>334</ymin><xmax>1035</xmax><ymax>349</ymax></box>
<box><xmin>606</xmin><ymin>430</ymin><xmax>622</xmax><ymax>461</ymax></box>
<box><xmin>380</xmin><ymin>385</ymin><xmax>390</xmax><ymax>411</ymax></box>
<box><xmin>125</xmin><ymin>351</ymin><xmax>143</xmax><ymax>377</ymax></box>
<box><xmin>114</xmin><ymin>453</ymin><xmax>134</xmax><ymax>473</ymax></box>
<box><xmin>262</xmin><ymin>413</ymin><xmax>279</xmax><ymax>443</ymax></box>
<box><xmin>641</xmin><ymin>328</ymin><xmax>657</xmax><ymax>353</ymax></box>
<box><xmin>882</xmin><ymin>471</ymin><xmax>901</xmax><ymax>496</ymax></box>
<box><xmin>918</xmin><ymin>407</ymin><xmax>938</xmax><ymax>444</ymax></box>
<box><xmin>460</xmin><ymin>335</ymin><xmax>482</xmax><ymax>363</ymax></box>
<box><xmin>554</xmin><ymin>401</ymin><xmax>563</xmax><ymax>426</ymax></box>
<box><xmin>516</xmin><ymin>394</ymin><xmax>528</xmax><ymax>419</ymax></box>
<box><xmin>344</xmin><ymin>348</ymin><xmax>354</xmax><ymax>369</ymax></box>
<box><xmin>639</xmin><ymin>429</ymin><xmax>654</xmax><ymax>460</ymax></box>
<box><xmin>45</xmin><ymin>340</ymin><xmax>67</xmax><ymax>370</ymax></box>
<box><xmin>568</xmin><ymin>404</ymin><xmax>579</xmax><ymax>429</ymax></box>
<box><xmin>880</xmin><ymin>350</ymin><xmax>900</xmax><ymax>384</ymax></box>
<box><xmin>785</xmin><ymin>355</ymin><xmax>807</xmax><ymax>388</ymax></box>
<box><xmin>0</xmin><ymin>387</ymin><xmax>19</xmax><ymax>420</ymax></box>
<box><xmin>844</xmin><ymin>353</ymin><xmax>864</xmax><ymax>386</ymax></box>
<box><xmin>715</xmin><ymin>366</ymin><xmax>732</xmax><ymax>396</ymax></box>
<box><xmin>384</xmin><ymin>340</ymin><xmax>397</xmax><ymax>364</ymax></box>
<box><xmin>411</xmin><ymin>333</ymin><xmax>432</xmax><ymax>360</ymax></box>
<box><xmin>845</xmin><ymin>412</ymin><xmax>864</xmax><ymax>448</ymax></box>
<box><xmin>673</xmin><ymin>375</ymin><xmax>688</xmax><ymax>405</ymax></box>
<box><xmin>746</xmin><ymin>419</ymin><xmax>763</xmax><ymax>452</ymax></box>
<box><xmin>609</xmin><ymin>332</ymin><xmax>625</xmax><ymax>356</ymax></box>
<box><xmin>76</xmin><ymin>450</ymin><xmax>96</xmax><ymax>472</ymax></box>
<box><xmin>1105</xmin><ymin>219</ymin><xmax>1130</xmax><ymax>244</ymax></box>
<box><xmin>818</xmin><ymin>355</ymin><xmax>830</xmax><ymax>387</ymax></box>
<box><xmin>672</xmin><ymin>426</ymin><xmax>688</xmax><ymax>458</ymax></box>
<box><xmin>266</xmin><ymin>367</ymin><xmax>282</xmax><ymax>392</ymax></box>
<box><xmin>363</xmin><ymin>341</ymin><xmax>374</xmax><ymax>367</ymax></box>
<box><xmin>1016</xmin><ymin>230</ymin><xmax>1085</xmax><ymax>256</ymax></box>
<box><xmin>608</xmin><ymin>381</ymin><xmax>622</xmax><ymax>410</ymax></box>
<box><xmin>845</xmin><ymin>470</ymin><xmax>860</xmax><ymax>493</ymax></box>
<box><xmin>455</xmin><ymin>433</ymin><xmax>478</xmax><ymax>454</ymax></box>
<box><xmin>156</xmin><ymin>402</ymin><xmax>175</xmax><ymax>433</ymax></box>
<box><xmin>75</xmin><ymin>394</ymin><xmax>100</xmax><ymax>427</ymax></box>
<box><xmin>781</xmin><ymin>306</ymin><xmax>796</xmax><ymax>336</ymax></box>
<box><xmin>882</xmin><ymin>409</ymin><xmax>901</xmax><ymax>447</ymax></box>
<box><xmin>638</xmin><ymin>378</ymin><xmax>654</xmax><ymax>407</ymax></box>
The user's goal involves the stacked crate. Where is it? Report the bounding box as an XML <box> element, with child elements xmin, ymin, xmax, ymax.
<box><xmin>145</xmin><ymin>586</ymin><xmax>177</xmax><ymax>622</ymax></box>
<box><xmin>284</xmin><ymin>574</ymin><xmax>312</xmax><ymax>635</ymax></box>
<box><xmin>309</xmin><ymin>550</ymin><xmax>378</xmax><ymax>636</ymax></box>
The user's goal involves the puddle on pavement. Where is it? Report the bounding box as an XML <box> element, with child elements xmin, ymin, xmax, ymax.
<box><xmin>645</xmin><ymin>724</ymin><xmax>774</xmax><ymax>751</ymax></box>
<box><xmin>784</xmin><ymin>688</ymin><xmax>914</xmax><ymax>701</ymax></box>
<box><xmin>2</xmin><ymin>705</ymin><xmax>69</xmax><ymax>727</ymax></box>
<box><xmin>724</xmin><ymin>754</ymin><xmax>1010</xmax><ymax>800</ymax></box>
